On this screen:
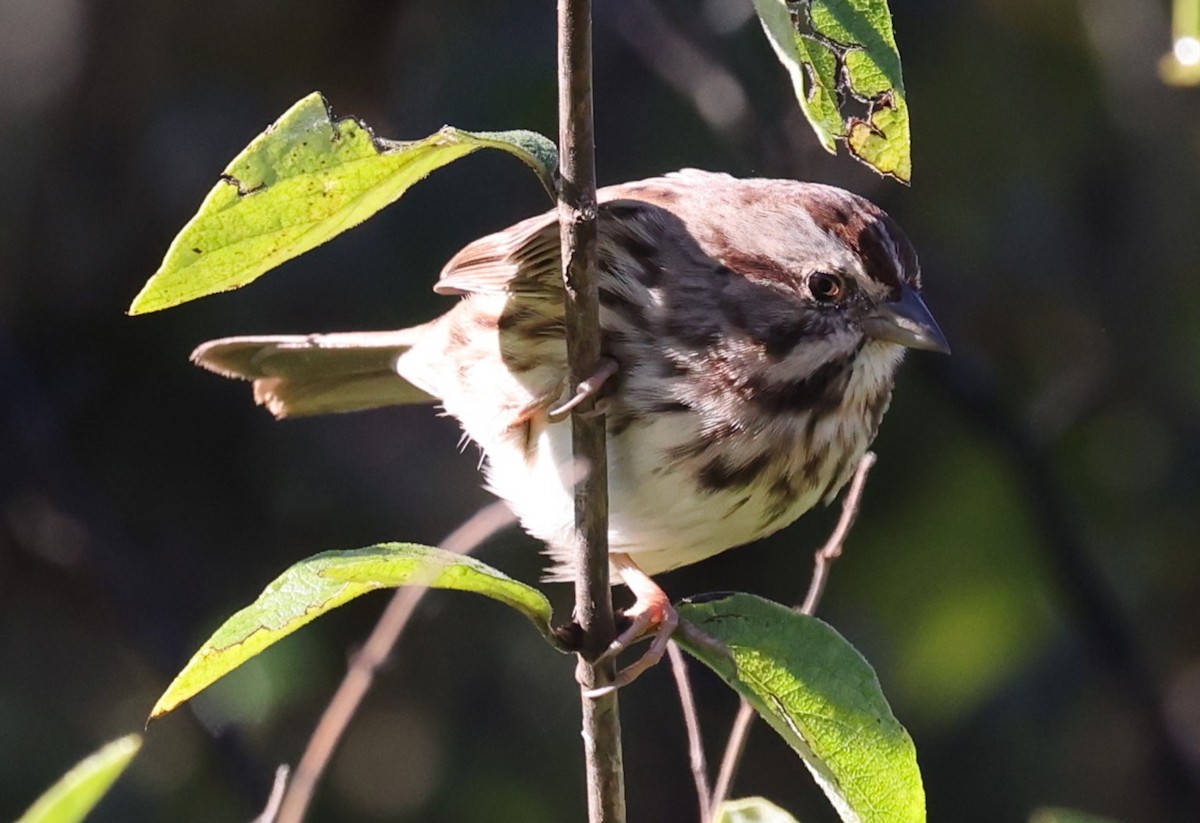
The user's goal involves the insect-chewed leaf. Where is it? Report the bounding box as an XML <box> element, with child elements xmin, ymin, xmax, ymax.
<box><xmin>129</xmin><ymin>92</ymin><xmax>558</xmax><ymax>314</ymax></box>
<box><xmin>751</xmin><ymin>0</ymin><xmax>911</xmax><ymax>182</ymax></box>
<box><xmin>714</xmin><ymin>796</ymin><xmax>802</xmax><ymax>823</ymax></box>
<box><xmin>676</xmin><ymin>593</ymin><xmax>925</xmax><ymax>823</ymax></box>
<box><xmin>150</xmin><ymin>543</ymin><xmax>555</xmax><ymax>720</ymax></box>
<box><xmin>16</xmin><ymin>734</ymin><xmax>142</xmax><ymax>823</ymax></box>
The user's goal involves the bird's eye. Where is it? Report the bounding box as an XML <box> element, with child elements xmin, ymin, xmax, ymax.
<box><xmin>808</xmin><ymin>272</ymin><xmax>845</xmax><ymax>303</ymax></box>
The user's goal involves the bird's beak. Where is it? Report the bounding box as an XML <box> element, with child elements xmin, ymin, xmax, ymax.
<box><xmin>861</xmin><ymin>285</ymin><xmax>950</xmax><ymax>354</ymax></box>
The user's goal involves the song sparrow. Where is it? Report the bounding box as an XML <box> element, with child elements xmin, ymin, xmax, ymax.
<box><xmin>192</xmin><ymin>169</ymin><xmax>948</xmax><ymax>686</ymax></box>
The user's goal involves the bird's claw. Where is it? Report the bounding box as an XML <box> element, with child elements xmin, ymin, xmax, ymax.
<box><xmin>578</xmin><ymin>588</ymin><xmax>679</xmax><ymax>698</ymax></box>
<box><xmin>548</xmin><ymin>357</ymin><xmax>619</xmax><ymax>423</ymax></box>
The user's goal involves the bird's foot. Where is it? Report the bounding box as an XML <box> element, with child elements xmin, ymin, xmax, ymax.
<box><xmin>580</xmin><ymin>553</ymin><xmax>679</xmax><ymax>697</ymax></box>
<box><xmin>548</xmin><ymin>357</ymin><xmax>619</xmax><ymax>423</ymax></box>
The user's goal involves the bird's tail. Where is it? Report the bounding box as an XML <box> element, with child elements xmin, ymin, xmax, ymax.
<box><xmin>191</xmin><ymin>325</ymin><xmax>438</xmax><ymax>419</ymax></box>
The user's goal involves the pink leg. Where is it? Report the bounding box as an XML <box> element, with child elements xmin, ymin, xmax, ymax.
<box><xmin>582</xmin><ymin>552</ymin><xmax>680</xmax><ymax>697</ymax></box>
<box><xmin>548</xmin><ymin>357</ymin><xmax>619</xmax><ymax>422</ymax></box>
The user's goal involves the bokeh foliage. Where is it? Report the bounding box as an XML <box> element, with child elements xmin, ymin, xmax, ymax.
<box><xmin>2</xmin><ymin>1</ymin><xmax>1199</xmax><ymax>821</ymax></box>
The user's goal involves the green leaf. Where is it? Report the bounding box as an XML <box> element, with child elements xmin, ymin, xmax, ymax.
<box><xmin>130</xmin><ymin>92</ymin><xmax>558</xmax><ymax>314</ymax></box>
<box><xmin>151</xmin><ymin>543</ymin><xmax>555</xmax><ymax>720</ymax></box>
<box><xmin>752</xmin><ymin>0</ymin><xmax>843</xmax><ymax>151</ymax></box>
<box><xmin>715</xmin><ymin>796</ymin><xmax>803</xmax><ymax>823</ymax></box>
<box><xmin>17</xmin><ymin>734</ymin><xmax>142</xmax><ymax>823</ymax></box>
<box><xmin>751</xmin><ymin>0</ymin><xmax>911</xmax><ymax>182</ymax></box>
<box><xmin>1029</xmin><ymin>808</ymin><xmax>1123</xmax><ymax>823</ymax></box>
<box><xmin>676</xmin><ymin>593</ymin><xmax>924</xmax><ymax>823</ymax></box>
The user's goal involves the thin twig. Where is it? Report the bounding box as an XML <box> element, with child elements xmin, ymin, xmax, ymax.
<box><xmin>274</xmin><ymin>501</ymin><xmax>516</xmax><ymax>823</ymax></box>
<box><xmin>708</xmin><ymin>700</ymin><xmax>755</xmax><ymax>819</ymax></box>
<box><xmin>558</xmin><ymin>0</ymin><xmax>625</xmax><ymax>821</ymax></box>
<box><xmin>709</xmin><ymin>452</ymin><xmax>878</xmax><ymax>816</ymax></box>
<box><xmin>668</xmin><ymin>641</ymin><xmax>711</xmax><ymax>823</ymax></box>
<box><xmin>800</xmin><ymin>452</ymin><xmax>877</xmax><ymax>615</ymax></box>
<box><xmin>251</xmin><ymin>765</ymin><xmax>289</xmax><ymax>823</ymax></box>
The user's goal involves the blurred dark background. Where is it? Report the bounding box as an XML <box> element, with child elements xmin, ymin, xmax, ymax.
<box><xmin>3</xmin><ymin>1</ymin><xmax>1199</xmax><ymax>821</ymax></box>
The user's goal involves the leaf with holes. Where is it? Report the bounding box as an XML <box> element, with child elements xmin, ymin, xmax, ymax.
<box><xmin>129</xmin><ymin>92</ymin><xmax>557</xmax><ymax>314</ymax></box>
<box><xmin>150</xmin><ymin>543</ymin><xmax>556</xmax><ymax>720</ymax></box>
<box><xmin>751</xmin><ymin>0</ymin><xmax>911</xmax><ymax>182</ymax></box>
<box><xmin>677</xmin><ymin>593</ymin><xmax>925</xmax><ymax>823</ymax></box>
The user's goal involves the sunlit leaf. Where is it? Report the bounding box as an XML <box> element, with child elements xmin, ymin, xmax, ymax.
<box><xmin>714</xmin><ymin>796</ymin><xmax>803</xmax><ymax>823</ymax></box>
<box><xmin>130</xmin><ymin>92</ymin><xmax>558</xmax><ymax>314</ymax></box>
<box><xmin>677</xmin><ymin>593</ymin><xmax>924</xmax><ymax>823</ymax></box>
<box><xmin>151</xmin><ymin>544</ymin><xmax>555</xmax><ymax>720</ymax></box>
<box><xmin>751</xmin><ymin>0</ymin><xmax>911</xmax><ymax>182</ymax></box>
<box><xmin>17</xmin><ymin>734</ymin><xmax>142</xmax><ymax>823</ymax></box>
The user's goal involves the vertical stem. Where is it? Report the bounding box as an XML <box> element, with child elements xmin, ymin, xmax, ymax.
<box><xmin>557</xmin><ymin>1</ymin><xmax>626</xmax><ymax>822</ymax></box>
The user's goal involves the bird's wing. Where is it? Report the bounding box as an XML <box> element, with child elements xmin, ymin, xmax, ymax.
<box><xmin>434</xmin><ymin>190</ymin><xmax>682</xmax><ymax>297</ymax></box>
<box><xmin>435</xmin><ymin>210</ymin><xmax>562</xmax><ymax>296</ymax></box>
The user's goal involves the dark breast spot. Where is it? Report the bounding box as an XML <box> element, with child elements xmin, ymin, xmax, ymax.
<box><xmin>802</xmin><ymin>440</ymin><xmax>829</xmax><ymax>480</ymax></box>
<box><xmin>819</xmin><ymin>452</ymin><xmax>854</xmax><ymax>502</ymax></box>
<box><xmin>746</xmin><ymin>355</ymin><xmax>853</xmax><ymax>416</ymax></box>
<box><xmin>651</xmin><ymin>399</ymin><xmax>690</xmax><ymax>414</ymax></box>
<box><xmin>697</xmin><ymin>452</ymin><xmax>772</xmax><ymax>493</ymax></box>
<box><xmin>762</xmin><ymin>474</ymin><xmax>798</xmax><ymax>525</ymax></box>
<box><xmin>666</xmin><ymin>419</ymin><xmax>739</xmax><ymax>464</ymax></box>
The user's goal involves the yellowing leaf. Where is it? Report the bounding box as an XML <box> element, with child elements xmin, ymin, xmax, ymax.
<box><xmin>847</xmin><ymin>92</ymin><xmax>911</xmax><ymax>182</ymax></box>
<box><xmin>130</xmin><ymin>92</ymin><xmax>557</xmax><ymax>314</ymax></box>
<box><xmin>751</xmin><ymin>0</ymin><xmax>912</xmax><ymax>182</ymax></box>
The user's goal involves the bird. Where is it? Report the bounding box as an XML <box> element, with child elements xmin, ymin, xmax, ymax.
<box><xmin>190</xmin><ymin>169</ymin><xmax>949</xmax><ymax>688</ymax></box>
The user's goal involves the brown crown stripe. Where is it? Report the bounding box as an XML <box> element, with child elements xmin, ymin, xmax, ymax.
<box><xmin>798</xmin><ymin>190</ymin><xmax>920</xmax><ymax>295</ymax></box>
<box><xmin>719</xmin><ymin>251</ymin><xmax>795</xmax><ymax>288</ymax></box>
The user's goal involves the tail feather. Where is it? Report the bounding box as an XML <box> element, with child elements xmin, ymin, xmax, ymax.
<box><xmin>191</xmin><ymin>328</ymin><xmax>436</xmax><ymax>419</ymax></box>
